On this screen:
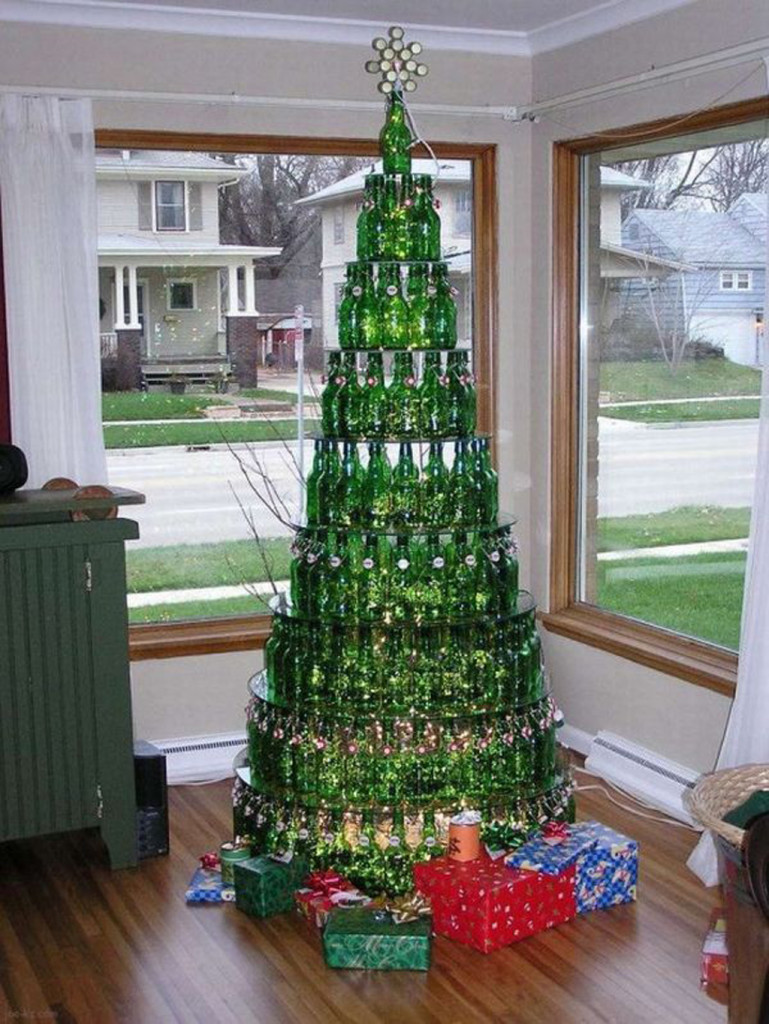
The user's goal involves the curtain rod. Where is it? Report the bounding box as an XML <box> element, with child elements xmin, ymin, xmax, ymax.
<box><xmin>508</xmin><ymin>35</ymin><xmax>769</xmax><ymax>122</ymax></box>
<box><xmin>0</xmin><ymin>83</ymin><xmax>513</xmax><ymax>120</ymax></box>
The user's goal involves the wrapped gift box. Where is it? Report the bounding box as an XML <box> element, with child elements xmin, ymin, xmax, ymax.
<box><xmin>701</xmin><ymin>908</ymin><xmax>729</xmax><ymax>986</ymax></box>
<box><xmin>574</xmin><ymin>822</ymin><xmax>638</xmax><ymax>913</ymax></box>
<box><xmin>185</xmin><ymin>867</ymin><xmax>234</xmax><ymax>904</ymax></box>
<box><xmin>323</xmin><ymin>907</ymin><xmax>431</xmax><ymax>971</ymax></box>
<box><xmin>295</xmin><ymin>870</ymin><xmax>370</xmax><ymax>928</ymax></box>
<box><xmin>414</xmin><ymin>854</ymin><xmax>575</xmax><ymax>954</ymax></box>
<box><xmin>505</xmin><ymin>825</ymin><xmax>597</xmax><ymax>876</ymax></box>
<box><xmin>233</xmin><ymin>854</ymin><xmax>310</xmax><ymax>919</ymax></box>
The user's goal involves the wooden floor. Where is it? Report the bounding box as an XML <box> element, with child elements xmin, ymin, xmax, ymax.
<box><xmin>0</xmin><ymin>779</ymin><xmax>727</xmax><ymax>1024</ymax></box>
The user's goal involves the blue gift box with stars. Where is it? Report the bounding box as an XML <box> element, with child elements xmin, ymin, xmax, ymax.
<box><xmin>573</xmin><ymin>822</ymin><xmax>638</xmax><ymax>913</ymax></box>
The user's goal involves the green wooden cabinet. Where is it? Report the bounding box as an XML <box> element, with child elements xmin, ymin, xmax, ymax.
<box><xmin>0</xmin><ymin>491</ymin><xmax>143</xmax><ymax>869</ymax></box>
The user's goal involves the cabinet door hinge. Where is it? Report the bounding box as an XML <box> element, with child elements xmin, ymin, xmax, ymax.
<box><xmin>96</xmin><ymin>784</ymin><xmax>104</xmax><ymax>819</ymax></box>
<box><xmin>84</xmin><ymin>559</ymin><xmax>93</xmax><ymax>593</ymax></box>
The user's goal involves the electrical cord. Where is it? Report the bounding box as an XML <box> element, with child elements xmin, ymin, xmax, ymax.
<box><xmin>573</xmin><ymin>765</ymin><xmax>700</xmax><ymax>831</ymax></box>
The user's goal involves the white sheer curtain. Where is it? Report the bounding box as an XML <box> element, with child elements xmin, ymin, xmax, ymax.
<box><xmin>687</xmin><ymin>126</ymin><xmax>769</xmax><ymax>886</ymax></box>
<box><xmin>0</xmin><ymin>95</ymin><xmax>106</xmax><ymax>488</ymax></box>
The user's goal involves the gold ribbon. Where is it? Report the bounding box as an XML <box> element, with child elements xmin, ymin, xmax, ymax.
<box><xmin>385</xmin><ymin>892</ymin><xmax>433</xmax><ymax>925</ymax></box>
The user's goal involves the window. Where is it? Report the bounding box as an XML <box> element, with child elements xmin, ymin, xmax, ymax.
<box><xmin>92</xmin><ymin>131</ymin><xmax>494</xmax><ymax>658</ymax></box>
<box><xmin>155</xmin><ymin>180</ymin><xmax>186</xmax><ymax>231</ymax></box>
<box><xmin>168</xmin><ymin>279</ymin><xmax>196</xmax><ymax>310</ymax></box>
<box><xmin>547</xmin><ymin>98</ymin><xmax>769</xmax><ymax>692</ymax></box>
<box><xmin>454</xmin><ymin>188</ymin><xmax>472</xmax><ymax>236</ymax></box>
<box><xmin>333</xmin><ymin>207</ymin><xmax>345</xmax><ymax>244</ymax></box>
<box><xmin>720</xmin><ymin>271</ymin><xmax>753</xmax><ymax>291</ymax></box>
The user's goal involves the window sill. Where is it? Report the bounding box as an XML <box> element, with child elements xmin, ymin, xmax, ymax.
<box><xmin>541</xmin><ymin>603</ymin><xmax>737</xmax><ymax>698</ymax></box>
<box><xmin>129</xmin><ymin>613</ymin><xmax>272</xmax><ymax>661</ymax></box>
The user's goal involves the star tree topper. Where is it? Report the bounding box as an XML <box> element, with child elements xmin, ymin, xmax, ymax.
<box><xmin>365</xmin><ymin>25</ymin><xmax>429</xmax><ymax>94</ymax></box>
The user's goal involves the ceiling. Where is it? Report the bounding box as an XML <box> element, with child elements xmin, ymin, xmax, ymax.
<box><xmin>1</xmin><ymin>0</ymin><xmax>702</xmax><ymax>54</ymax></box>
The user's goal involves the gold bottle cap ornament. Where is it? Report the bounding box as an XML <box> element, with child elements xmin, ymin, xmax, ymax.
<box><xmin>365</xmin><ymin>25</ymin><xmax>429</xmax><ymax>95</ymax></box>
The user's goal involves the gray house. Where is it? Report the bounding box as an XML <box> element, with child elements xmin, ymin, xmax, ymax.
<box><xmin>621</xmin><ymin>195</ymin><xmax>766</xmax><ymax>365</ymax></box>
<box><xmin>96</xmin><ymin>150</ymin><xmax>281</xmax><ymax>386</ymax></box>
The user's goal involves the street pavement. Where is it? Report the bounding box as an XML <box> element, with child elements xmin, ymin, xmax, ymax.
<box><xmin>107</xmin><ymin>418</ymin><xmax>760</xmax><ymax>549</ymax></box>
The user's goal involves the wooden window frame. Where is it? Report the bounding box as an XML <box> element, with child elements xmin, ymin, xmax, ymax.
<box><xmin>0</xmin><ymin>202</ymin><xmax>9</xmax><ymax>444</ymax></box>
<box><xmin>93</xmin><ymin>130</ymin><xmax>498</xmax><ymax>660</ymax></box>
<box><xmin>542</xmin><ymin>95</ymin><xmax>769</xmax><ymax>699</ymax></box>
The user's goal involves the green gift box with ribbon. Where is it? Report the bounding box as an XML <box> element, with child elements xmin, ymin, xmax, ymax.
<box><xmin>323</xmin><ymin>906</ymin><xmax>432</xmax><ymax>971</ymax></box>
<box><xmin>233</xmin><ymin>854</ymin><xmax>310</xmax><ymax>919</ymax></box>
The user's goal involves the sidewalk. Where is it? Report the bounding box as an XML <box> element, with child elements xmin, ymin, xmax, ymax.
<box><xmin>597</xmin><ymin>537</ymin><xmax>748</xmax><ymax>561</ymax></box>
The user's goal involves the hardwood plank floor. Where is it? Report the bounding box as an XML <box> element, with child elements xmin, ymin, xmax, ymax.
<box><xmin>0</xmin><ymin>779</ymin><xmax>726</xmax><ymax>1024</ymax></box>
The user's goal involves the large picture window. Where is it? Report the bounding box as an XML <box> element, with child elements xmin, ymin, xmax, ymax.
<box><xmin>546</xmin><ymin>98</ymin><xmax>769</xmax><ymax>693</ymax></box>
<box><xmin>94</xmin><ymin>133</ymin><xmax>496</xmax><ymax>658</ymax></box>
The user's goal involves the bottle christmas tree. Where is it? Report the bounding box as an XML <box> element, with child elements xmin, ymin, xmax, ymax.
<box><xmin>233</xmin><ymin>26</ymin><xmax>572</xmax><ymax>895</ymax></box>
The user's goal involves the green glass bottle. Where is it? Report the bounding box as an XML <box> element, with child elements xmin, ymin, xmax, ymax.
<box><xmin>447</xmin><ymin>530</ymin><xmax>479</xmax><ymax>618</ymax></box>
<box><xmin>387</xmin><ymin>173</ymin><xmax>413</xmax><ymax>261</ymax></box>
<box><xmin>417</xmin><ymin>532</ymin><xmax>447</xmax><ymax>620</ymax></box>
<box><xmin>449</xmin><ymin>439</ymin><xmax>474</xmax><ymax>525</ymax></box>
<box><xmin>387</xmin><ymin>352</ymin><xmax>420</xmax><ymax>437</ymax></box>
<box><xmin>336</xmin><ymin>440</ymin><xmax>365</xmax><ymax>527</ymax></box>
<box><xmin>391</xmin><ymin>441</ymin><xmax>420</xmax><ymax>527</ymax></box>
<box><xmin>358</xmin><ymin>263</ymin><xmax>381</xmax><ymax>349</ymax></box>
<box><xmin>421</xmin><ymin>441</ymin><xmax>450</xmax><ymax>529</ymax></box>
<box><xmin>366</xmin><ymin>176</ymin><xmax>386</xmax><ymax>262</ymax></box>
<box><xmin>379</xmin><ymin>91</ymin><xmax>412</xmax><ymax>175</ymax></box>
<box><xmin>390</xmin><ymin>534</ymin><xmax>415</xmax><ymax>620</ymax></box>
<box><xmin>337</xmin><ymin>265</ymin><xmax>357</xmax><ymax>350</ymax></box>
<box><xmin>337</xmin><ymin>353</ymin><xmax>363</xmax><ymax>437</ymax></box>
<box><xmin>327</xmin><ymin>531</ymin><xmax>351</xmax><ymax>618</ymax></box>
<box><xmin>406</xmin><ymin>263</ymin><xmax>431</xmax><ymax>349</ymax></box>
<box><xmin>290</xmin><ymin>533</ymin><xmax>309</xmax><ymax>613</ymax></box>
<box><xmin>378</xmin><ymin>263</ymin><xmax>409</xmax><ymax>350</ymax></box>
<box><xmin>383</xmin><ymin>807</ymin><xmax>411</xmax><ymax>895</ymax></box>
<box><xmin>358</xmin><ymin>531</ymin><xmax>386</xmax><ymax>620</ymax></box>
<box><xmin>447</xmin><ymin>350</ymin><xmax>475</xmax><ymax>436</ymax></box>
<box><xmin>472</xmin><ymin>437</ymin><xmax>499</xmax><ymax>525</ymax></box>
<box><xmin>360</xmin><ymin>352</ymin><xmax>387</xmax><ymax>438</ymax></box>
<box><xmin>414</xmin><ymin>808</ymin><xmax>440</xmax><ymax>862</ymax></box>
<box><xmin>321</xmin><ymin>351</ymin><xmax>344</xmax><ymax>437</ymax></box>
<box><xmin>264</xmin><ymin>616</ymin><xmax>288</xmax><ymax>703</ymax></box>
<box><xmin>362</xmin><ymin>440</ymin><xmax>392</xmax><ymax>527</ymax></box>
<box><xmin>429</xmin><ymin>264</ymin><xmax>457</xmax><ymax>349</ymax></box>
<box><xmin>305</xmin><ymin>439</ymin><xmax>324</xmax><ymax>525</ymax></box>
<box><xmin>411</xmin><ymin>174</ymin><xmax>441</xmax><ymax>262</ymax></box>
<box><xmin>419</xmin><ymin>351</ymin><xmax>450</xmax><ymax>438</ymax></box>
<box><xmin>317</xmin><ymin>441</ymin><xmax>342</xmax><ymax>525</ymax></box>
<box><xmin>357</xmin><ymin>174</ymin><xmax>377</xmax><ymax>260</ymax></box>
<box><xmin>349</xmin><ymin>808</ymin><xmax>379</xmax><ymax>893</ymax></box>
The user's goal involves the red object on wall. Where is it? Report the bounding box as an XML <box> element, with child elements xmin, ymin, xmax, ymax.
<box><xmin>413</xmin><ymin>853</ymin><xmax>576</xmax><ymax>954</ymax></box>
<box><xmin>0</xmin><ymin>204</ymin><xmax>10</xmax><ymax>442</ymax></box>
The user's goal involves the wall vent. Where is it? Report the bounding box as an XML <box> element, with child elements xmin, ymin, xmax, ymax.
<box><xmin>152</xmin><ymin>732</ymin><xmax>247</xmax><ymax>785</ymax></box>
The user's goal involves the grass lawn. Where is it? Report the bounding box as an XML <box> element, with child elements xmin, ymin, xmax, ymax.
<box><xmin>598</xmin><ymin>505</ymin><xmax>751</xmax><ymax>552</ymax></box>
<box><xmin>602</xmin><ymin>398</ymin><xmax>760</xmax><ymax>423</ymax></box>
<box><xmin>597</xmin><ymin>549</ymin><xmax>746</xmax><ymax>650</ymax></box>
<box><xmin>127</xmin><ymin>537</ymin><xmax>293</xmax><ymax>593</ymax></box>
<box><xmin>104</xmin><ymin>419</ymin><xmax>318</xmax><ymax>448</ymax></box>
<box><xmin>129</xmin><ymin>593</ymin><xmax>270</xmax><ymax>624</ymax></box>
<box><xmin>600</xmin><ymin>360</ymin><xmax>762</xmax><ymax>403</ymax></box>
<box><xmin>239</xmin><ymin>387</ymin><xmax>301</xmax><ymax>403</ymax></box>
<box><xmin>102</xmin><ymin>391</ymin><xmax>221</xmax><ymax>421</ymax></box>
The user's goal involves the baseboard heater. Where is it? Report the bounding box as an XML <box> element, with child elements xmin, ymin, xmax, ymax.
<box><xmin>153</xmin><ymin>732</ymin><xmax>247</xmax><ymax>785</ymax></box>
<box><xmin>561</xmin><ymin>726</ymin><xmax>701</xmax><ymax>826</ymax></box>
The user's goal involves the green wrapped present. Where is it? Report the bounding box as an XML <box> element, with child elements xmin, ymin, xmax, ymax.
<box><xmin>233</xmin><ymin>854</ymin><xmax>310</xmax><ymax>919</ymax></box>
<box><xmin>323</xmin><ymin>907</ymin><xmax>431</xmax><ymax>971</ymax></box>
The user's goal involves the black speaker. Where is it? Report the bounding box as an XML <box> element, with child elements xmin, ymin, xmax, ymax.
<box><xmin>134</xmin><ymin>739</ymin><xmax>169</xmax><ymax>859</ymax></box>
<box><xmin>0</xmin><ymin>444</ymin><xmax>28</xmax><ymax>495</ymax></box>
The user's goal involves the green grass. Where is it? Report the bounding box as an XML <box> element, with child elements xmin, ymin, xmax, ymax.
<box><xmin>597</xmin><ymin>550</ymin><xmax>746</xmax><ymax>650</ymax></box>
<box><xmin>102</xmin><ymin>391</ymin><xmax>220</xmax><ymax>421</ymax></box>
<box><xmin>103</xmin><ymin>419</ymin><xmax>318</xmax><ymax>448</ymax></box>
<box><xmin>603</xmin><ymin>398</ymin><xmax>760</xmax><ymax>423</ymax></box>
<box><xmin>597</xmin><ymin>505</ymin><xmax>750</xmax><ymax>553</ymax></box>
<box><xmin>126</xmin><ymin>537</ymin><xmax>293</xmax><ymax>593</ymax></box>
<box><xmin>129</xmin><ymin>593</ymin><xmax>270</xmax><ymax>624</ymax></box>
<box><xmin>600</xmin><ymin>360</ymin><xmax>762</xmax><ymax>403</ymax></box>
<box><xmin>239</xmin><ymin>387</ymin><xmax>300</xmax><ymax>403</ymax></box>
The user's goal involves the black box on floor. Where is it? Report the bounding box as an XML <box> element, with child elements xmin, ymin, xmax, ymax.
<box><xmin>134</xmin><ymin>740</ymin><xmax>169</xmax><ymax>859</ymax></box>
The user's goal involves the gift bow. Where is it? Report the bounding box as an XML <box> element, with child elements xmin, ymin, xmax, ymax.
<box><xmin>542</xmin><ymin>821</ymin><xmax>570</xmax><ymax>845</ymax></box>
<box><xmin>199</xmin><ymin>851</ymin><xmax>221</xmax><ymax>870</ymax></box>
<box><xmin>385</xmin><ymin>893</ymin><xmax>433</xmax><ymax>924</ymax></box>
<box><xmin>305</xmin><ymin>869</ymin><xmax>346</xmax><ymax>896</ymax></box>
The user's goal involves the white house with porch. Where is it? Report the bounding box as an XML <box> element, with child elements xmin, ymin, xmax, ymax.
<box><xmin>96</xmin><ymin>149</ymin><xmax>281</xmax><ymax>386</ymax></box>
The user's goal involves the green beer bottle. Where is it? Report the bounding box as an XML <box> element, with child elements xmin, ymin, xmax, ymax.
<box><xmin>338</xmin><ymin>353</ymin><xmax>363</xmax><ymax>436</ymax></box>
<box><xmin>321</xmin><ymin>351</ymin><xmax>344</xmax><ymax>437</ymax></box>
<box><xmin>337</xmin><ymin>265</ymin><xmax>357</xmax><ymax>349</ymax></box>
<box><xmin>360</xmin><ymin>352</ymin><xmax>387</xmax><ymax>438</ymax></box>
<box><xmin>379</xmin><ymin>91</ymin><xmax>412</xmax><ymax>175</ymax></box>
<box><xmin>317</xmin><ymin>441</ymin><xmax>342</xmax><ymax>525</ymax></box>
<box><xmin>414</xmin><ymin>808</ymin><xmax>440</xmax><ymax>862</ymax></box>
<box><xmin>419</xmin><ymin>350</ymin><xmax>450</xmax><ymax>437</ymax></box>
<box><xmin>446</xmin><ymin>530</ymin><xmax>479</xmax><ymax>618</ymax></box>
<box><xmin>326</xmin><ymin>531</ymin><xmax>351</xmax><ymax>618</ymax></box>
<box><xmin>387</xmin><ymin>352</ymin><xmax>420</xmax><ymax>437</ymax></box>
<box><xmin>417</xmin><ymin>532</ymin><xmax>447</xmax><ymax>620</ymax></box>
<box><xmin>449</xmin><ymin>439</ymin><xmax>475</xmax><ymax>525</ymax></box>
<box><xmin>378</xmin><ymin>263</ymin><xmax>409</xmax><ymax>349</ymax></box>
<box><xmin>387</xmin><ymin>173</ymin><xmax>413</xmax><ymax>261</ymax></box>
<box><xmin>358</xmin><ymin>531</ymin><xmax>387</xmax><ymax>621</ymax></box>
<box><xmin>411</xmin><ymin>174</ymin><xmax>441</xmax><ymax>261</ymax></box>
<box><xmin>305</xmin><ymin>438</ymin><xmax>324</xmax><ymax>524</ymax></box>
<box><xmin>446</xmin><ymin>350</ymin><xmax>475</xmax><ymax>435</ymax></box>
<box><xmin>390</xmin><ymin>534</ymin><xmax>415</xmax><ymax>620</ymax></box>
<box><xmin>383</xmin><ymin>808</ymin><xmax>411</xmax><ymax>894</ymax></box>
<box><xmin>349</xmin><ymin>809</ymin><xmax>379</xmax><ymax>893</ymax></box>
<box><xmin>391</xmin><ymin>442</ymin><xmax>420</xmax><ymax>526</ymax></box>
<box><xmin>336</xmin><ymin>440</ymin><xmax>365</xmax><ymax>526</ymax></box>
<box><xmin>290</xmin><ymin>532</ymin><xmax>309</xmax><ymax>613</ymax></box>
<box><xmin>358</xmin><ymin>262</ymin><xmax>381</xmax><ymax>349</ymax></box>
<box><xmin>429</xmin><ymin>264</ymin><xmax>457</xmax><ymax>348</ymax></box>
<box><xmin>366</xmin><ymin>176</ymin><xmax>386</xmax><ymax>262</ymax></box>
<box><xmin>357</xmin><ymin>174</ymin><xmax>377</xmax><ymax>260</ymax></box>
<box><xmin>362</xmin><ymin>440</ymin><xmax>392</xmax><ymax>527</ymax></box>
<box><xmin>472</xmin><ymin>437</ymin><xmax>499</xmax><ymax>524</ymax></box>
<box><xmin>421</xmin><ymin>441</ymin><xmax>450</xmax><ymax>528</ymax></box>
<box><xmin>406</xmin><ymin>263</ymin><xmax>431</xmax><ymax>348</ymax></box>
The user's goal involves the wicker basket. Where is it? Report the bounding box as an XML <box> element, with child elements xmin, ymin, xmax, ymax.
<box><xmin>686</xmin><ymin>764</ymin><xmax>769</xmax><ymax>848</ymax></box>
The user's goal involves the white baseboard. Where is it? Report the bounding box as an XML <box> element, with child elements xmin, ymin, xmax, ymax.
<box><xmin>151</xmin><ymin>732</ymin><xmax>247</xmax><ymax>784</ymax></box>
<box><xmin>557</xmin><ymin>723</ymin><xmax>593</xmax><ymax>757</ymax></box>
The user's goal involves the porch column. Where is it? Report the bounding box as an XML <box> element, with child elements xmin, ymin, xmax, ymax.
<box><xmin>125</xmin><ymin>264</ymin><xmax>140</xmax><ymax>330</ymax></box>
<box><xmin>227</xmin><ymin>264</ymin><xmax>240</xmax><ymax>315</ymax></box>
<box><xmin>113</xmin><ymin>265</ymin><xmax>125</xmax><ymax>328</ymax></box>
<box><xmin>243</xmin><ymin>262</ymin><xmax>257</xmax><ymax>315</ymax></box>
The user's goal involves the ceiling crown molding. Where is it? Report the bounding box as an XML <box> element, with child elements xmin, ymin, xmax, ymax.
<box><xmin>527</xmin><ymin>0</ymin><xmax>700</xmax><ymax>54</ymax></box>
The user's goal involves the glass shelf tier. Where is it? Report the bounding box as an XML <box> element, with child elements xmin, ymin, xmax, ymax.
<box><xmin>345</xmin><ymin>258</ymin><xmax>448</xmax><ymax>271</ymax></box>
<box><xmin>293</xmin><ymin>509</ymin><xmax>515</xmax><ymax>537</ymax></box>
<box><xmin>307</xmin><ymin>432</ymin><xmax>488</xmax><ymax>445</ymax></box>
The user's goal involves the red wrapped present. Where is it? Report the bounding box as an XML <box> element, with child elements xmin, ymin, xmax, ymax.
<box><xmin>701</xmin><ymin>908</ymin><xmax>729</xmax><ymax>987</ymax></box>
<box><xmin>413</xmin><ymin>853</ymin><xmax>576</xmax><ymax>954</ymax></box>
<box><xmin>294</xmin><ymin>869</ymin><xmax>369</xmax><ymax>928</ymax></box>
